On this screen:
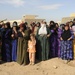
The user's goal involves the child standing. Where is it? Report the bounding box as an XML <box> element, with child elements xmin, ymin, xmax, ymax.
<box><xmin>28</xmin><ymin>34</ymin><xmax>36</xmax><ymax>65</ymax></box>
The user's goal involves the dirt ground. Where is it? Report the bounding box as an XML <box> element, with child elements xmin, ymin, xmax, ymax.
<box><xmin>0</xmin><ymin>58</ymin><xmax>75</xmax><ymax>75</ymax></box>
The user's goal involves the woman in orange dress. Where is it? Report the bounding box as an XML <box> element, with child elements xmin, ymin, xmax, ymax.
<box><xmin>28</xmin><ymin>33</ymin><xmax>36</xmax><ymax>65</ymax></box>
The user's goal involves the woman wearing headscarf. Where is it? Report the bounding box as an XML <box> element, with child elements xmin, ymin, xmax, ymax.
<box><xmin>17</xmin><ymin>23</ymin><xmax>30</xmax><ymax>65</ymax></box>
<box><xmin>49</xmin><ymin>21</ymin><xmax>58</xmax><ymax>58</ymax></box>
<box><xmin>0</xmin><ymin>29</ymin><xmax>2</xmax><ymax>60</ymax></box>
<box><xmin>2</xmin><ymin>22</ymin><xmax>12</xmax><ymax>62</ymax></box>
<box><xmin>11</xmin><ymin>21</ymin><xmax>18</xmax><ymax>61</ymax></box>
<box><xmin>55</xmin><ymin>23</ymin><xmax>62</xmax><ymax>58</ymax></box>
<box><xmin>34</xmin><ymin>22</ymin><xmax>40</xmax><ymax>36</ymax></box>
<box><xmin>60</xmin><ymin>23</ymin><xmax>74</xmax><ymax>63</ymax></box>
<box><xmin>71</xmin><ymin>19</ymin><xmax>75</xmax><ymax>59</ymax></box>
<box><xmin>36</xmin><ymin>21</ymin><xmax>51</xmax><ymax>61</ymax></box>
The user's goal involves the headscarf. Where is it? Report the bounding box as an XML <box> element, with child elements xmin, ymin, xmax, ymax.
<box><xmin>38</xmin><ymin>23</ymin><xmax>47</xmax><ymax>35</ymax></box>
<box><xmin>61</xmin><ymin>25</ymin><xmax>71</xmax><ymax>41</ymax></box>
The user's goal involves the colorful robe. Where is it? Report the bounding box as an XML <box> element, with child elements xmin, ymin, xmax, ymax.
<box><xmin>49</xmin><ymin>29</ymin><xmax>58</xmax><ymax>58</ymax></box>
<box><xmin>57</xmin><ymin>28</ymin><xmax>62</xmax><ymax>57</ymax></box>
<box><xmin>60</xmin><ymin>31</ymin><xmax>74</xmax><ymax>60</ymax></box>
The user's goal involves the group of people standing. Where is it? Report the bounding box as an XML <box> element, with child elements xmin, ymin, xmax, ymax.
<box><xmin>0</xmin><ymin>19</ymin><xmax>75</xmax><ymax>65</ymax></box>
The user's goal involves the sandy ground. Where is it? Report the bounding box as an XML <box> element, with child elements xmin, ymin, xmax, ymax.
<box><xmin>0</xmin><ymin>58</ymin><xmax>75</xmax><ymax>75</ymax></box>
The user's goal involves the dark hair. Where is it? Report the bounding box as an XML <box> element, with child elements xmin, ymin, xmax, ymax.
<box><xmin>64</xmin><ymin>22</ymin><xmax>70</xmax><ymax>30</ymax></box>
<box><xmin>37</xmin><ymin>22</ymin><xmax>40</xmax><ymax>27</ymax></box>
<box><xmin>25</xmin><ymin>22</ymin><xmax>28</xmax><ymax>25</ymax></box>
<box><xmin>30</xmin><ymin>33</ymin><xmax>35</xmax><ymax>37</ymax></box>
<box><xmin>13</xmin><ymin>21</ymin><xmax>17</xmax><ymax>25</ymax></box>
<box><xmin>73</xmin><ymin>18</ymin><xmax>75</xmax><ymax>21</ymax></box>
<box><xmin>69</xmin><ymin>21</ymin><xmax>73</xmax><ymax>23</ymax></box>
<box><xmin>5</xmin><ymin>22</ymin><xmax>11</xmax><ymax>28</ymax></box>
<box><xmin>0</xmin><ymin>24</ymin><xmax>2</xmax><ymax>28</ymax></box>
<box><xmin>19</xmin><ymin>23</ymin><xmax>27</xmax><ymax>30</ymax></box>
<box><xmin>50</xmin><ymin>21</ymin><xmax>55</xmax><ymax>25</ymax></box>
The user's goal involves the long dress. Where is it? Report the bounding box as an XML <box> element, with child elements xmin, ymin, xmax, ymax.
<box><xmin>60</xmin><ymin>31</ymin><xmax>74</xmax><ymax>60</ymax></box>
<box><xmin>71</xmin><ymin>25</ymin><xmax>75</xmax><ymax>59</ymax></box>
<box><xmin>2</xmin><ymin>28</ymin><xmax>12</xmax><ymax>62</ymax></box>
<box><xmin>49</xmin><ymin>29</ymin><xmax>58</xmax><ymax>58</ymax></box>
<box><xmin>17</xmin><ymin>30</ymin><xmax>30</xmax><ymax>65</ymax></box>
<box><xmin>0</xmin><ymin>31</ymin><xmax>2</xmax><ymax>60</ymax></box>
<box><xmin>57</xmin><ymin>28</ymin><xmax>62</xmax><ymax>58</ymax></box>
<box><xmin>12</xmin><ymin>31</ymin><xmax>18</xmax><ymax>61</ymax></box>
<box><xmin>36</xmin><ymin>25</ymin><xmax>51</xmax><ymax>61</ymax></box>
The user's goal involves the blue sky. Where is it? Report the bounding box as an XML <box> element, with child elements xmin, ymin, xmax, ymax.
<box><xmin>0</xmin><ymin>0</ymin><xmax>75</xmax><ymax>22</ymax></box>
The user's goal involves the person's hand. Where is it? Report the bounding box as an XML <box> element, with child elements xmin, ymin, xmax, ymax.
<box><xmin>47</xmin><ymin>34</ymin><xmax>50</xmax><ymax>37</ymax></box>
<box><xmin>19</xmin><ymin>29</ymin><xmax>22</xmax><ymax>32</ymax></box>
<box><xmin>27</xmin><ymin>48</ymin><xmax>29</xmax><ymax>52</ymax></box>
<box><xmin>22</xmin><ymin>32</ymin><xmax>25</xmax><ymax>36</ymax></box>
<box><xmin>14</xmin><ymin>30</ymin><xmax>17</xmax><ymax>34</ymax></box>
<box><xmin>11</xmin><ymin>34</ymin><xmax>14</xmax><ymax>37</ymax></box>
<box><xmin>68</xmin><ymin>38</ymin><xmax>71</xmax><ymax>41</ymax></box>
<box><xmin>60</xmin><ymin>37</ymin><xmax>63</xmax><ymax>40</ymax></box>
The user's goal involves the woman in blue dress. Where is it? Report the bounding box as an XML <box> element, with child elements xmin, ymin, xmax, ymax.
<box><xmin>11</xmin><ymin>22</ymin><xmax>18</xmax><ymax>61</ymax></box>
<box><xmin>2</xmin><ymin>22</ymin><xmax>12</xmax><ymax>62</ymax></box>
<box><xmin>60</xmin><ymin>23</ymin><xmax>74</xmax><ymax>63</ymax></box>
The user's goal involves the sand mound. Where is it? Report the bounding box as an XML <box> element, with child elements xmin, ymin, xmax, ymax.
<box><xmin>0</xmin><ymin>58</ymin><xmax>75</xmax><ymax>75</ymax></box>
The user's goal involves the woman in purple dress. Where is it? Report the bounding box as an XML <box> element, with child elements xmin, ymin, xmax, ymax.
<box><xmin>55</xmin><ymin>23</ymin><xmax>62</xmax><ymax>58</ymax></box>
<box><xmin>49</xmin><ymin>21</ymin><xmax>58</xmax><ymax>58</ymax></box>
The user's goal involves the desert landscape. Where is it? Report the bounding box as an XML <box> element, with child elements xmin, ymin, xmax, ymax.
<box><xmin>0</xmin><ymin>58</ymin><xmax>75</xmax><ymax>75</ymax></box>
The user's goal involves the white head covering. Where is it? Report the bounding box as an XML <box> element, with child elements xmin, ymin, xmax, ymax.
<box><xmin>38</xmin><ymin>23</ymin><xmax>47</xmax><ymax>35</ymax></box>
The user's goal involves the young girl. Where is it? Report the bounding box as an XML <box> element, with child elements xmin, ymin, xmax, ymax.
<box><xmin>28</xmin><ymin>33</ymin><xmax>36</xmax><ymax>65</ymax></box>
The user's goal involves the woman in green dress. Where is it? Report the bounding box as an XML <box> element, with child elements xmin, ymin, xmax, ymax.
<box><xmin>36</xmin><ymin>21</ymin><xmax>51</xmax><ymax>61</ymax></box>
<box><xmin>17</xmin><ymin>23</ymin><xmax>30</xmax><ymax>65</ymax></box>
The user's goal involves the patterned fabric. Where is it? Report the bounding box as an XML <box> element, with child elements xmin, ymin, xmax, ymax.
<box><xmin>49</xmin><ymin>30</ymin><xmax>58</xmax><ymax>58</ymax></box>
<box><xmin>57</xmin><ymin>28</ymin><xmax>62</xmax><ymax>57</ymax></box>
<box><xmin>73</xmin><ymin>37</ymin><xmax>75</xmax><ymax>59</ymax></box>
<box><xmin>60</xmin><ymin>40</ymin><xmax>73</xmax><ymax>60</ymax></box>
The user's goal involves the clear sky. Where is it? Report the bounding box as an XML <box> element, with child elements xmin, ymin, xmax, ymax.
<box><xmin>0</xmin><ymin>0</ymin><xmax>75</xmax><ymax>22</ymax></box>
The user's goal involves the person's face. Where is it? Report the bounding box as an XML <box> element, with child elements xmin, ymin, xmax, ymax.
<box><xmin>30</xmin><ymin>36</ymin><xmax>34</xmax><ymax>40</ymax></box>
<box><xmin>2</xmin><ymin>25</ymin><xmax>5</xmax><ymax>28</ymax></box>
<box><xmin>20</xmin><ymin>27</ymin><xmax>24</xmax><ymax>31</ymax></box>
<box><xmin>56</xmin><ymin>24</ymin><xmax>59</xmax><ymax>28</ymax></box>
<box><xmin>50</xmin><ymin>23</ymin><xmax>54</xmax><ymax>25</ymax></box>
<box><xmin>13</xmin><ymin>27</ymin><xmax>16</xmax><ymax>30</ymax></box>
<box><xmin>5</xmin><ymin>25</ymin><xmax>7</xmax><ymax>28</ymax></box>
<box><xmin>73</xmin><ymin>21</ymin><xmax>75</xmax><ymax>24</ymax></box>
<box><xmin>65</xmin><ymin>26</ymin><xmax>69</xmax><ymax>30</ymax></box>
<box><xmin>37</xmin><ymin>24</ymin><xmax>39</xmax><ymax>27</ymax></box>
<box><xmin>69</xmin><ymin>22</ymin><xmax>73</xmax><ymax>26</ymax></box>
